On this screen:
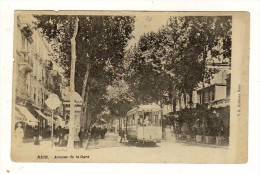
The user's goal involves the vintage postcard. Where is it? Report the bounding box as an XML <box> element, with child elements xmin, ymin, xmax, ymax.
<box><xmin>11</xmin><ymin>11</ymin><xmax>249</xmax><ymax>163</ymax></box>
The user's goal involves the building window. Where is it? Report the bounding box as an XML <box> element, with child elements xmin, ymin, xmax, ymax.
<box><xmin>199</xmin><ymin>92</ymin><xmax>202</xmax><ymax>104</ymax></box>
<box><xmin>204</xmin><ymin>90</ymin><xmax>209</xmax><ymax>103</ymax></box>
<box><xmin>226</xmin><ymin>75</ymin><xmax>231</xmax><ymax>97</ymax></box>
<box><xmin>212</xmin><ymin>88</ymin><xmax>215</xmax><ymax>101</ymax></box>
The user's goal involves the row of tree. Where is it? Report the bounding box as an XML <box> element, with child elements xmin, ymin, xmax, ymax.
<box><xmin>34</xmin><ymin>15</ymin><xmax>232</xmax><ymax>128</ymax></box>
<box><xmin>34</xmin><ymin>15</ymin><xmax>135</xmax><ymax>127</ymax></box>
<box><xmin>124</xmin><ymin>16</ymin><xmax>232</xmax><ymax>109</ymax></box>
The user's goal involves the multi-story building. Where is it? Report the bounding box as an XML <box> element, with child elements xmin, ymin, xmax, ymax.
<box><xmin>196</xmin><ymin>70</ymin><xmax>231</xmax><ymax>109</ymax></box>
<box><xmin>14</xmin><ymin>14</ymin><xmax>64</xmax><ymax>138</ymax></box>
<box><xmin>174</xmin><ymin>69</ymin><xmax>231</xmax><ymax>111</ymax></box>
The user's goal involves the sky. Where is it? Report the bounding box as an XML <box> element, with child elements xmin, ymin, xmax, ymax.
<box><xmin>126</xmin><ymin>14</ymin><xmax>170</xmax><ymax>49</ymax></box>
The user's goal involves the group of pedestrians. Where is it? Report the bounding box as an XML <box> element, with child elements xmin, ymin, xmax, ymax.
<box><xmin>77</xmin><ymin>124</ymin><xmax>108</xmax><ymax>148</ymax></box>
<box><xmin>54</xmin><ymin>126</ymin><xmax>69</xmax><ymax>147</ymax></box>
<box><xmin>14</xmin><ymin>123</ymin><xmax>44</xmax><ymax>146</ymax></box>
<box><xmin>90</xmin><ymin>124</ymin><xmax>108</xmax><ymax>139</ymax></box>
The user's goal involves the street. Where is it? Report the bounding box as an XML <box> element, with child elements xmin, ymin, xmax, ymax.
<box><xmin>12</xmin><ymin>132</ymin><xmax>230</xmax><ymax>163</ymax></box>
<box><xmin>11</xmin><ymin>13</ymin><xmax>236</xmax><ymax>163</ymax></box>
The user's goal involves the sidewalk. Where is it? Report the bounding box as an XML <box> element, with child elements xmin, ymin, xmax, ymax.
<box><xmin>163</xmin><ymin>132</ymin><xmax>229</xmax><ymax>149</ymax></box>
<box><xmin>175</xmin><ymin>139</ymin><xmax>229</xmax><ymax>149</ymax></box>
<box><xmin>23</xmin><ymin>137</ymin><xmax>51</xmax><ymax>143</ymax></box>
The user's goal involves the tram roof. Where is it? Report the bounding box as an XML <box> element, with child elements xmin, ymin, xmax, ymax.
<box><xmin>127</xmin><ymin>104</ymin><xmax>161</xmax><ymax>115</ymax></box>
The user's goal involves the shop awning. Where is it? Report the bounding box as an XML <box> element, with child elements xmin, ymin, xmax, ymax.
<box><xmin>14</xmin><ymin>109</ymin><xmax>27</xmax><ymax>122</ymax></box>
<box><xmin>15</xmin><ymin>105</ymin><xmax>39</xmax><ymax>126</ymax></box>
<box><xmin>35</xmin><ymin>109</ymin><xmax>55</xmax><ymax>125</ymax></box>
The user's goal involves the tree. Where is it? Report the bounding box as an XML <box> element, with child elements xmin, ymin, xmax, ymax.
<box><xmin>125</xmin><ymin>16</ymin><xmax>232</xmax><ymax>107</ymax></box>
<box><xmin>105</xmin><ymin>79</ymin><xmax>133</xmax><ymax>119</ymax></box>
<box><xmin>34</xmin><ymin>15</ymin><xmax>135</xmax><ymax>128</ymax></box>
<box><xmin>125</xmin><ymin>30</ymin><xmax>174</xmax><ymax>104</ymax></box>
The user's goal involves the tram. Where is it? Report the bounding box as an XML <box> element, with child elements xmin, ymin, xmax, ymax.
<box><xmin>126</xmin><ymin>104</ymin><xmax>162</xmax><ymax>143</ymax></box>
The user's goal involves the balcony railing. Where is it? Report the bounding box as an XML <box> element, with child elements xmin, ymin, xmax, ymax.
<box><xmin>18</xmin><ymin>51</ymin><xmax>34</xmax><ymax>72</ymax></box>
<box><xmin>16</xmin><ymin>88</ymin><xmax>31</xmax><ymax>104</ymax></box>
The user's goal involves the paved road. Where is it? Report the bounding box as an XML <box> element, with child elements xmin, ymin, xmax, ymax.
<box><xmin>85</xmin><ymin>132</ymin><xmax>121</xmax><ymax>150</ymax></box>
<box><xmin>11</xmin><ymin>132</ymin><xmax>230</xmax><ymax>163</ymax></box>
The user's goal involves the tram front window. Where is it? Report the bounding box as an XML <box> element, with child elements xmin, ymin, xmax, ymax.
<box><xmin>143</xmin><ymin>116</ymin><xmax>151</xmax><ymax>126</ymax></box>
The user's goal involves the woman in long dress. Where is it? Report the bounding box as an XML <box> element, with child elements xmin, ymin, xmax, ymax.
<box><xmin>15</xmin><ymin>123</ymin><xmax>24</xmax><ymax>147</ymax></box>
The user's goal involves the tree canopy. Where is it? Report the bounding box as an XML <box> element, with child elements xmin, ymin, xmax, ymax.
<box><xmin>34</xmin><ymin>14</ymin><xmax>232</xmax><ymax>124</ymax></box>
<box><xmin>34</xmin><ymin>15</ymin><xmax>135</xmax><ymax>123</ymax></box>
<box><xmin>125</xmin><ymin>16</ymin><xmax>232</xmax><ymax>105</ymax></box>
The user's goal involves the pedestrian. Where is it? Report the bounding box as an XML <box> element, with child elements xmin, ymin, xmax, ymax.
<box><xmin>143</xmin><ymin>117</ymin><xmax>151</xmax><ymax>126</ymax></box>
<box><xmin>54</xmin><ymin>126</ymin><xmax>61</xmax><ymax>146</ymax></box>
<box><xmin>59</xmin><ymin>127</ymin><xmax>66</xmax><ymax>146</ymax></box>
<box><xmin>96</xmin><ymin>125</ymin><xmax>102</xmax><ymax>138</ymax></box>
<box><xmin>120</xmin><ymin>128</ymin><xmax>125</xmax><ymax>143</ymax></box>
<box><xmin>14</xmin><ymin>123</ymin><xmax>24</xmax><ymax>147</ymax></box>
<box><xmin>78</xmin><ymin>127</ymin><xmax>85</xmax><ymax>148</ymax></box>
<box><xmin>90</xmin><ymin>125</ymin><xmax>96</xmax><ymax>139</ymax></box>
<box><xmin>33</xmin><ymin>126</ymin><xmax>40</xmax><ymax>145</ymax></box>
<box><xmin>103</xmin><ymin>127</ymin><xmax>107</xmax><ymax>138</ymax></box>
<box><xmin>181</xmin><ymin>122</ymin><xmax>188</xmax><ymax>135</ymax></box>
<box><xmin>101</xmin><ymin>126</ymin><xmax>107</xmax><ymax>139</ymax></box>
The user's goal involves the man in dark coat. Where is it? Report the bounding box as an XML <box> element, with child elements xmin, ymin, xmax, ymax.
<box><xmin>90</xmin><ymin>125</ymin><xmax>96</xmax><ymax>139</ymax></box>
<box><xmin>78</xmin><ymin>127</ymin><xmax>85</xmax><ymax>148</ymax></box>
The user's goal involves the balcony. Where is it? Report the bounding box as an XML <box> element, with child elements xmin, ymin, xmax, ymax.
<box><xmin>17</xmin><ymin>51</ymin><xmax>34</xmax><ymax>74</ymax></box>
<box><xmin>45</xmin><ymin>82</ymin><xmax>54</xmax><ymax>92</ymax></box>
<box><xmin>16</xmin><ymin>88</ymin><xmax>31</xmax><ymax>105</ymax></box>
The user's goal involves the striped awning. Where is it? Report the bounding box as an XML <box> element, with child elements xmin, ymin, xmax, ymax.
<box><xmin>15</xmin><ymin>105</ymin><xmax>39</xmax><ymax>126</ymax></box>
<box><xmin>14</xmin><ymin>109</ymin><xmax>27</xmax><ymax>122</ymax></box>
<box><xmin>35</xmin><ymin>109</ymin><xmax>55</xmax><ymax>125</ymax></box>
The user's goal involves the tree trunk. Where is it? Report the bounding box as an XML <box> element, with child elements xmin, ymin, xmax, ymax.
<box><xmin>81</xmin><ymin>63</ymin><xmax>90</xmax><ymax>101</ymax></box>
<box><xmin>83</xmin><ymin>86</ymin><xmax>90</xmax><ymax>129</ymax></box>
<box><xmin>183</xmin><ymin>92</ymin><xmax>187</xmax><ymax>108</ymax></box>
<box><xmin>68</xmin><ymin>17</ymin><xmax>79</xmax><ymax>149</ymax></box>
<box><xmin>202</xmin><ymin>45</ymin><xmax>207</xmax><ymax>143</ymax></box>
<box><xmin>189</xmin><ymin>90</ymin><xmax>193</xmax><ymax>106</ymax></box>
<box><xmin>81</xmin><ymin>63</ymin><xmax>90</xmax><ymax>129</ymax></box>
<box><xmin>178</xmin><ymin>92</ymin><xmax>182</xmax><ymax>110</ymax></box>
<box><xmin>170</xmin><ymin>83</ymin><xmax>177</xmax><ymax>138</ymax></box>
<box><xmin>87</xmin><ymin>109</ymin><xmax>91</xmax><ymax>129</ymax></box>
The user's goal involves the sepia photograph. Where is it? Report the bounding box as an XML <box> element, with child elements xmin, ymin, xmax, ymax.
<box><xmin>11</xmin><ymin>11</ymin><xmax>249</xmax><ymax>163</ymax></box>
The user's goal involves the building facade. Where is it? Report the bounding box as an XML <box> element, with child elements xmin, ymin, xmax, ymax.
<box><xmin>14</xmin><ymin>14</ymin><xmax>64</xmax><ymax>138</ymax></box>
<box><xmin>174</xmin><ymin>69</ymin><xmax>231</xmax><ymax>111</ymax></box>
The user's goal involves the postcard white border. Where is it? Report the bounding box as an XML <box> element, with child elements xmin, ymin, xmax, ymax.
<box><xmin>0</xmin><ymin>0</ymin><xmax>260</xmax><ymax>174</ymax></box>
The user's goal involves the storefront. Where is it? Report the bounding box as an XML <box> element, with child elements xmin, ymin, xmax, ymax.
<box><xmin>14</xmin><ymin>105</ymin><xmax>39</xmax><ymax>138</ymax></box>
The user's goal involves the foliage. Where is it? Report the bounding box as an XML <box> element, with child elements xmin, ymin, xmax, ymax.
<box><xmin>34</xmin><ymin>15</ymin><xmax>135</xmax><ymax>121</ymax></box>
<box><xmin>125</xmin><ymin>16</ymin><xmax>232</xmax><ymax>104</ymax></box>
<box><xmin>105</xmin><ymin>80</ymin><xmax>133</xmax><ymax>117</ymax></box>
